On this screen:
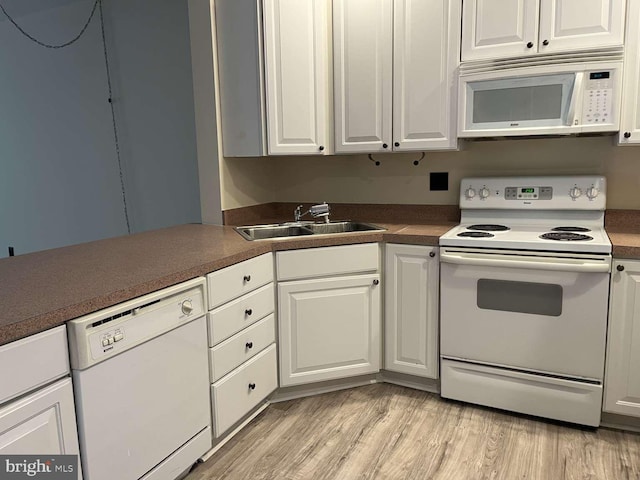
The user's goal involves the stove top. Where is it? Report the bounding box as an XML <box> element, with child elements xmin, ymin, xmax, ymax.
<box><xmin>439</xmin><ymin>176</ymin><xmax>611</xmax><ymax>254</ymax></box>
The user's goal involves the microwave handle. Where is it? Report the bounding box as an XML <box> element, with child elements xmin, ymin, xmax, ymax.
<box><xmin>566</xmin><ymin>72</ymin><xmax>584</xmax><ymax>126</ymax></box>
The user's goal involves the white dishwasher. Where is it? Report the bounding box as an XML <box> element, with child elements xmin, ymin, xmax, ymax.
<box><xmin>67</xmin><ymin>278</ymin><xmax>212</xmax><ymax>480</ymax></box>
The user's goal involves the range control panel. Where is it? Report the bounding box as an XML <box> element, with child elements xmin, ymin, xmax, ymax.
<box><xmin>459</xmin><ymin>176</ymin><xmax>606</xmax><ymax>210</ymax></box>
<box><xmin>505</xmin><ymin>186</ymin><xmax>553</xmax><ymax>200</ymax></box>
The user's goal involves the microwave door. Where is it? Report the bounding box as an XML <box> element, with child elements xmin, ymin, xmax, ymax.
<box><xmin>462</xmin><ymin>73</ymin><xmax>578</xmax><ymax>136</ymax></box>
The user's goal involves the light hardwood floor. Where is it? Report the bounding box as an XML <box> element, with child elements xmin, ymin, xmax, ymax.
<box><xmin>186</xmin><ymin>384</ymin><xmax>640</xmax><ymax>480</ymax></box>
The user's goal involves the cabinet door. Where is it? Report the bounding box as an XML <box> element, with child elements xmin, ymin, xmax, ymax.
<box><xmin>393</xmin><ymin>0</ymin><xmax>460</xmax><ymax>151</ymax></box>
<box><xmin>538</xmin><ymin>0</ymin><xmax>625</xmax><ymax>54</ymax></box>
<box><xmin>263</xmin><ymin>0</ymin><xmax>330</xmax><ymax>155</ymax></box>
<box><xmin>461</xmin><ymin>0</ymin><xmax>539</xmax><ymax>61</ymax></box>
<box><xmin>384</xmin><ymin>244</ymin><xmax>439</xmax><ymax>378</ymax></box>
<box><xmin>619</xmin><ymin>0</ymin><xmax>640</xmax><ymax>144</ymax></box>
<box><xmin>333</xmin><ymin>0</ymin><xmax>393</xmax><ymax>153</ymax></box>
<box><xmin>0</xmin><ymin>379</ymin><xmax>81</xmax><ymax>457</ymax></box>
<box><xmin>279</xmin><ymin>274</ymin><xmax>381</xmax><ymax>386</ymax></box>
<box><xmin>604</xmin><ymin>260</ymin><xmax>640</xmax><ymax>417</ymax></box>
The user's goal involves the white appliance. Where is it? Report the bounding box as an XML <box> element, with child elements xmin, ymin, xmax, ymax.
<box><xmin>439</xmin><ymin>176</ymin><xmax>611</xmax><ymax>427</ymax></box>
<box><xmin>458</xmin><ymin>60</ymin><xmax>623</xmax><ymax>137</ymax></box>
<box><xmin>67</xmin><ymin>278</ymin><xmax>212</xmax><ymax>480</ymax></box>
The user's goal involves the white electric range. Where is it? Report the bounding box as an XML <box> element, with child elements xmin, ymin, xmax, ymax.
<box><xmin>439</xmin><ymin>176</ymin><xmax>612</xmax><ymax>427</ymax></box>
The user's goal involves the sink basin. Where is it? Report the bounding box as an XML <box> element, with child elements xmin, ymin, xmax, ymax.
<box><xmin>234</xmin><ymin>221</ymin><xmax>385</xmax><ymax>241</ymax></box>
<box><xmin>235</xmin><ymin>224</ymin><xmax>314</xmax><ymax>241</ymax></box>
<box><xmin>305</xmin><ymin>221</ymin><xmax>384</xmax><ymax>235</ymax></box>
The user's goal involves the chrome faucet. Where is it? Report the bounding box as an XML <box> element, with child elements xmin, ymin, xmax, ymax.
<box><xmin>294</xmin><ymin>203</ymin><xmax>331</xmax><ymax>223</ymax></box>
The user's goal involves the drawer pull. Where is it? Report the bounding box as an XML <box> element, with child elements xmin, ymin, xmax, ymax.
<box><xmin>245</xmin><ymin>308</ymin><xmax>253</xmax><ymax>316</ymax></box>
<box><xmin>248</xmin><ymin>383</ymin><xmax>256</xmax><ymax>390</ymax></box>
<box><xmin>246</xmin><ymin>341</ymin><xmax>253</xmax><ymax>349</ymax></box>
<box><xmin>243</xmin><ymin>275</ymin><xmax>251</xmax><ymax>283</ymax></box>
<box><xmin>373</xmin><ymin>279</ymin><xmax>379</xmax><ymax>286</ymax></box>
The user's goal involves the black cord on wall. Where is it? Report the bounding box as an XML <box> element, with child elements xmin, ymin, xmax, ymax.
<box><xmin>0</xmin><ymin>0</ymin><xmax>132</xmax><ymax>234</ymax></box>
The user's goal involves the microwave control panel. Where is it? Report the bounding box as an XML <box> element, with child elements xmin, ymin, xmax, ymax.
<box><xmin>582</xmin><ymin>71</ymin><xmax>613</xmax><ymax>125</ymax></box>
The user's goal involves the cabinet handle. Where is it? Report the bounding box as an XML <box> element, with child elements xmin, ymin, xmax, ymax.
<box><xmin>527</xmin><ymin>42</ymin><xmax>534</xmax><ymax>48</ymax></box>
<box><xmin>373</xmin><ymin>279</ymin><xmax>379</xmax><ymax>286</ymax></box>
<box><xmin>243</xmin><ymin>275</ymin><xmax>251</xmax><ymax>283</ymax></box>
<box><xmin>624</xmin><ymin>132</ymin><xmax>631</xmax><ymax>139</ymax></box>
<box><xmin>382</xmin><ymin>143</ymin><xmax>388</xmax><ymax>149</ymax></box>
<box><xmin>246</xmin><ymin>341</ymin><xmax>253</xmax><ymax>349</ymax></box>
<box><xmin>245</xmin><ymin>308</ymin><xmax>253</xmax><ymax>316</ymax></box>
<box><xmin>617</xmin><ymin>264</ymin><xmax>625</xmax><ymax>272</ymax></box>
<box><xmin>394</xmin><ymin>142</ymin><xmax>400</xmax><ymax>147</ymax></box>
<box><xmin>542</xmin><ymin>39</ymin><xmax>549</xmax><ymax>46</ymax></box>
<box><xmin>249</xmin><ymin>383</ymin><xmax>256</xmax><ymax>390</ymax></box>
<box><xmin>429</xmin><ymin>252</ymin><xmax>436</xmax><ymax>258</ymax></box>
<box><xmin>319</xmin><ymin>145</ymin><xmax>325</xmax><ymax>151</ymax></box>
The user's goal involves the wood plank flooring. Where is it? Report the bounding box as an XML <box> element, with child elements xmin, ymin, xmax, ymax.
<box><xmin>186</xmin><ymin>384</ymin><xmax>640</xmax><ymax>480</ymax></box>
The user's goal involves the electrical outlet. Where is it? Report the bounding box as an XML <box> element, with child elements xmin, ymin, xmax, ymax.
<box><xmin>430</xmin><ymin>172</ymin><xmax>448</xmax><ymax>191</ymax></box>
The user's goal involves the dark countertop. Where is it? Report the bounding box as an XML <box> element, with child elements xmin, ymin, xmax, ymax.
<box><xmin>1</xmin><ymin>214</ymin><xmax>637</xmax><ymax>347</ymax></box>
<box><xmin>0</xmin><ymin>222</ymin><xmax>453</xmax><ymax>346</ymax></box>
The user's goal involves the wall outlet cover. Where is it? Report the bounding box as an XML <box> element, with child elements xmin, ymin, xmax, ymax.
<box><xmin>430</xmin><ymin>172</ymin><xmax>448</xmax><ymax>191</ymax></box>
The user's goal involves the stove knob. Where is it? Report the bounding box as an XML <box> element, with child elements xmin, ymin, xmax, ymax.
<box><xmin>181</xmin><ymin>299</ymin><xmax>194</xmax><ymax>316</ymax></box>
<box><xmin>465</xmin><ymin>188</ymin><xmax>476</xmax><ymax>199</ymax></box>
<box><xmin>586</xmin><ymin>186</ymin><xmax>599</xmax><ymax>200</ymax></box>
<box><xmin>569</xmin><ymin>187</ymin><xmax>582</xmax><ymax>199</ymax></box>
<box><xmin>479</xmin><ymin>187</ymin><xmax>490</xmax><ymax>199</ymax></box>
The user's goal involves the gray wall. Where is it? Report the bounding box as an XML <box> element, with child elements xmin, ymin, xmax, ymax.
<box><xmin>0</xmin><ymin>0</ymin><xmax>202</xmax><ymax>258</ymax></box>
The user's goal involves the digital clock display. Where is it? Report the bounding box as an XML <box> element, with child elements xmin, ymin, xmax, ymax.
<box><xmin>521</xmin><ymin>188</ymin><xmax>535</xmax><ymax>193</ymax></box>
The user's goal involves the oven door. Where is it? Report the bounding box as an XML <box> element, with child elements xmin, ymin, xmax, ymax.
<box><xmin>440</xmin><ymin>248</ymin><xmax>611</xmax><ymax>380</ymax></box>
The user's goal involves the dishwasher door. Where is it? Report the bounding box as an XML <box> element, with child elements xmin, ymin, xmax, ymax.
<box><xmin>73</xmin><ymin>316</ymin><xmax>210</xmax><ymax>480</ymax></box>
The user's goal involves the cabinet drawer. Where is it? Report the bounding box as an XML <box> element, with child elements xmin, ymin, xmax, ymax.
<box><xmin>0</xmin><ymin>326</ymin><xmax>69</xmax><ymax>405</ymax></box>
<box><xmin>207</xmin><ymin>253</ymin><xmax>273</xmax><ymax>308</ymax></box>
<box><xmin>212</xmin><ymin>344</ymin><xmax>277</xmax><ymax>437</ymax></box>
<box><xmin>207</xmin><ymin>283</ymin><xmax>275</xmax><ymax>346</ymax></box>
<box><xmin>276</xmin><ymin>243</ymin><xmax>379</xmax><ymax>281</ymax></box>
<box><xmin>210</xmin><ymin>314</ymin><xmax>276</xmax><ymax>382</ymax></box>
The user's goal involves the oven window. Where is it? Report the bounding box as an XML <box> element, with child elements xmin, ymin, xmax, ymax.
<box><xmin>477</xmin><ymin>279</ymin><xmax>563</xmax><ymax>316</ymax></box>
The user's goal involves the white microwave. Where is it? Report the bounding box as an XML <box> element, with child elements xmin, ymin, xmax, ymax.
<box><xmin>458</xmin><ymin>61</ymin><xmax>623</xmax><ymax>138</ymax></box>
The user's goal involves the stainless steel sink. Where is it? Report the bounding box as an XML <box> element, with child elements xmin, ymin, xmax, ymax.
<box><xmin>235</xmin><ymin>224</ymin><xmax>314</xmax><ymax>241</ymax></box>
<box><xmin>305</xmin><ymin>221</ymin><xmax>384</xmax><ymax>235</ymax></box>
<box><xmin>234</xmin><ymin>221</ymin><xmax>385</xmax><ymax>241</ymax></box>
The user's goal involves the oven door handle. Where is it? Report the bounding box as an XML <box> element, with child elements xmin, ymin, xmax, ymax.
<box><xmin>440</xmin><ymin>251</ymin><xmax>611</xmax><ymax>273</ymax></box>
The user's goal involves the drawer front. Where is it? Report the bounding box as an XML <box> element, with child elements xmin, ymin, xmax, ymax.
<box><xmin>210</xmin><ymin>314</ymin><xmax>276</xmax><ymax>382</ymax></box>
<box><xmin>276</xmin><ymin>243</ymin><xmax>379</xmax><ymax>281</ymax></box>
<box><xmin>212</xmin><ymin>344</ymin><xmax>277</xmax><ymax>437</ymax></box>
<box><xmin>207</xmin><ymin>253</ymin><xmax>274</xmax><ymax>308</ymax></box>
<box><xmin>207</xmin><ymin>283</ymin><xmax>275</xmax><ymax>346</ymax></box>
<box><xmin>0</xmin><ymin>326</ymin><xmax>69</xmax><ymax>405</ymax></box>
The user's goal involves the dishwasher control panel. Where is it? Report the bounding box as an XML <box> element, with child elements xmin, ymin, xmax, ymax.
<box><xmin>67</xmin><ymin>277</ymin><xmax>207</xmax><ymax>370</ymax></box>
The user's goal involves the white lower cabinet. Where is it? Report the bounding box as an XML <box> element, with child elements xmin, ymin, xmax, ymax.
<box><xmin>604</xmin><ymin>259</ymin><xmax>640</xmax><ymax>416</ymax></box>
<box><xmin>384</xmin><ymin>244</ymin><xmax>439</xmax><ymax>378</ymax></box>
<box><xmin>207</xmin><ymin>255</ymin><xmax>277</xmax><ymax>438</ymax></box>
<box><xmin>211</xmin><ymin>345</ymin><xmax>278</xmax><ymax>435</ymax></box>
<box><xmin>0</xmin><ymin>378</ymin><xmax>80</xmax><ymax>456</ymax></box>
<box><xmin>277</xmin><ymin>244</ymin><xmax>381</xmax><ymax>387</ymax></box>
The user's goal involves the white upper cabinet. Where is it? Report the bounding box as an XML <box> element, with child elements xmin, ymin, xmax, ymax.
<box><xmin>212</xmin><ymin>0</ymin><xmax>331</xmax><ymax>156</ymax></box>
<box><xmin>333</xmin><ymin>0</ymin><xmax>393</xmax><ymax>153</ymax></box>
<box><xmin>619</xmin><ymin>0</ymin><xmax>640</xmax><ymax>144</ymax></box>
<box><xmin>263</xmin><ymin>0</ymin><xmax>331</xmax><ymax>155</ymax></box>
<box><xmin>393</xmin><ymin>0</ymin><xmax>460</xmax><ymax>151</ymax></box>
<box><xmin>462</xmin><ymin>0</ymin><xmax>538</xmax><ymax>62</ymax></box>
<box><xmin>462</xmin><ymin>0</ymin><xmax>626</xmax><ymax>62</ymax></box>
<box><xmin>334</xmin><ymin>0</ymin><xmax>460</xmax><ymax>153</ymax></box>
<box><xmin>539</xmin><ymin>0</ymin><xmax>626</xmax><ymax>54</ymax></box>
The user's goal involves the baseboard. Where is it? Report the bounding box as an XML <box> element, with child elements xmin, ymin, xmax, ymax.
<box><xmin>270</xmin><ymin>374</ymin><xmax>379</xmax><ymax>403</ymax></box>
<box><xmin>380</xmin><ymin>370</ymin><xmax>440</xmax><ymax>394</ymax></box>
<box><xmin>600</xmin><ymin>412</ymin><xmax>640</xmax><ymax>433</ymax></box>
<box><xmin>199</xmin><ymin>402</ymin><xmax>270</xmax><ymax>462</ymax></box>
